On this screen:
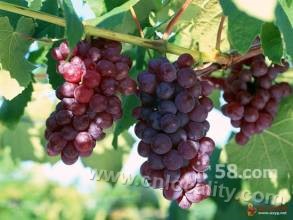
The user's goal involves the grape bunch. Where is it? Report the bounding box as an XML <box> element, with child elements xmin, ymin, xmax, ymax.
<box><xmin>45</xmin><ymin>39</ymin><xmax>137</xmax><ymax>165</ymax></box>
<box><xmin>134</xmin><ymin>54</ymin><xmax>215</xmax><ymax>209</ymax></box>
<box><xmin>222</xmin><ymin>55</ymin><xmax>291</xmax><ymax>145</ymax></box>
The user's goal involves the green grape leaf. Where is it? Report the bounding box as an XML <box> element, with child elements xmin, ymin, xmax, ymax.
<box><xmin>223</xmin><ymin>95</ymin><xmax>293</xmax><ymax>194</ymax></box>
<box><xmin>275</xmin><ymin>3</ymin><xmax>293</xmax><ymax>58</ymax></box>
<box><xmin>29</xmin><ymin>0</ymin><xmax>42</xmax><ymax>10</ymax></box>
<box><xmin>112</xmin><ymin>95</ymin><xmax>139</xmax><ymax>149</ymax></box>
<box><xmin>0</xmin><ymin>0</ymin><xmax>27</xmax><ymax>28</ymax></box>
<box><xmin>0</xmin><ymin>119</ymin><xmax>38</xmax><ymax>161</ymax></box>
<box><xmin>86</xmin><ymin>0</ymin><xmax>162</xmax><ymax>35</ymax></box>
<box><xmin>62</xmin><ymin>0</ymin><xmax>84</xmax><ymax>49</ymax></box>
<box><xmin>34</xmin><ymin>0</ymin><xmax>64</xmax><ymax>38</ymax></box>
<box><xmin>167</xmin><ymin>201</ymin><xmax>190</xmax><ymax>220</ymax></box>
<box><xmin>28</xmin><ymin>45</ymin><xmax>49</xmax><ymax>65</ymax></box>
<box><xmin>83</xmin><ymin>148</ymin><xmax>124</xmax><ymax>175</ymax></box>
<box><xmin>279</xmin><ymin>0</ymin><xmax>293</xmax><ymax>26</ymax></box>
<box><xmin>85</xmin><ymin>0</ymin><xmax>107</xmax><ymax>17</ymax></box>
<box><xmin>286</xmin><ymin>0</ymin><xmax>293</xmax><ymax>7</ymax></box>
<box><xmin>83</xmin><ymin>128</ymin><xmax>134</xmax><ymax>174</ymax></box>
<box><xmin>261</xmin><ymin>22</ymin><xmax>283</xmax><ymax>63</ymax></box>
<box><xmin>207</xmin><ymin>148</ymin><xmax>242</xmax><ymax>210</ymax></box>
<box><xmin>220</xmin><ymin>0</ymin><xmax>263</xmax><ymax>53</ymax></box>
<box><xmin>104</xmin><ymin>0</ymin><xmax>128</xmax><ymax>11</ymax></box>
<box><xmin>0</xmin><ymin>83</ymin><xmax>33</xmax><ymax>128</ymax></box>
<box><xmin>209</xmin><ymin>89</ymin><xmax>221</xmax><ymax>110</ymax></box>
<box><xmin>151</xmin><ymin>0</ymin><xmax>230</xmax><ymax>54</ymax></box>
<box><xmin>46</xmin><ymin>42</ymin><xmax>64</xmax><ymax>90</ymax></box>
<box><xmin>0</xmin><ymin>17</ymin><xmax>35</xmax><ymax>87</ymax></box>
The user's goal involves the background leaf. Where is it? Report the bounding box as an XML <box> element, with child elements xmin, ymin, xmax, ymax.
<box><xmin>275</xmin><ymin>3</ymin><xmax>293</xmax><ymax>59</ymax></box>
<box><xmin>0</xmin><ymin>0</ymin><xmax>27</xmax><ymax>28</ymax></box>
<box><xmin>151</xmin><ymin>0</ymin><xmax>229</xmax><ymax>54</ymax></box>
<box><xmin>86</xmin><ymin>0</ymin><xmax>162</xmax><ymax>35</ymax></box>
<box><xmin>0</xmin><ymin>17</ymin><xmax>35</xmax><ymax>87</ymax></box>
<box><xmin>286</xmin><ymin>0</ymin><xmax>293</xmax><ymax>7</ymax></box>
<box><xmin>112</xmin><ymin>95</ymin><xmax>139</xmax><ymax>149</ymax></box>
<box><xmin>223</xmin><ymin>95</ymin><xmax>293</xmax><ymax>194</ymax></box>
<box><xmin>29</xmin><ymin>0</ymin><xmax>42</xmax><ymax>10</ymax></box>
<box><xmin>62</xmin><ymin>0</ymin><xmax>84</xmax><ymax>49</ymax></box>
<box><xmin>261</xmin><ymin>22</ymin><xmax>283</xmax><ymax>63</ymax></box>
<box><xmin>167</xmin><ymin>201</ymin><xmax>190</xmax><ymax>220</ymax></box>
<box><xmin>220</xmin><ymin>0</ymin><xmax>263</xmax><ymax>53</ymax></box>
<box><xmin>0</xmin><ymin>83</ymin><xmax>33</xmax><ymax>128</ymax></box>
<box><xmin>34</xmin><ymin>0</ymin><xmax>64</xmax><ymax>38</ymax></box>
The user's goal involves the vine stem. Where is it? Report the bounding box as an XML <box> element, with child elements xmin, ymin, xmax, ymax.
<box><xmin>0</xmin><ymin>1</ymin><xmax>263</xmax><ymax>67</ymax></box>
<box><xmin>0</xmin><ymin>1</ymin><xmax>207</xmax><ymax>61</ymax></box>
<box><xmin>215</xmin><ymin>15</ymin><xmax>225</xmax><ymax>51</ymax></box>
<box><xmin>162</xmin><ymin>0</ymin><xmax>193</xmax><ymax>40</ymax></box>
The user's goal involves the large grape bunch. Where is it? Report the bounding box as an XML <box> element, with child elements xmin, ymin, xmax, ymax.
<box><xmin>222</xmin><ymin>54</ymin><xmax>291</xmax><ymax>145</ymax></box>
<box><xmin>45</xmin><ymin>38</ymin><xmax>137</xmax><ymax>165</ymax></box>
<box><xmin>134</xmin><ymin>54</ymin><xmax>215</xmax><ymax>209</ymax></box>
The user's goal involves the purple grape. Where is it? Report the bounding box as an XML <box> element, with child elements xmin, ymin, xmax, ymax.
<box><xmin>151</xmin><ymin>133</ymin><xmax>172</xmax><ymax>154</ymax></box>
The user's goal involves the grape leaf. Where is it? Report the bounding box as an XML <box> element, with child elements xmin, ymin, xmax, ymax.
<box><xmin>0</xmin><ymin>82</ymin><xmax>58</xmax><ymax>162</ymax></box>
<box><xmin>83</xmin><ymin>127</ymin><xmax>134</xmax><ymax>172</ymax></box>
<box><xmin>207</xmin><ymin>148</ymin><xmax>241</xmax><ymax>210</ymax></box>
<box><xmin>275</xmin><ymin>3</ymin><xmax>293</xmax><ymax>59</ymax></box>
<box><xmin>279</xmin><ymin>0</ymin><xmax>293</xmax><ymax>26</ymax></box>
<box><xmin>151</xmin><ymin>0</ymin><xmax>230</xmax><ymax>54</ymax></box>
<box><xmin>0</xmin><ymin>119</ymin><xmax>38</xmax><ymax>161</ymax></box>
<box><xmin>209</xmin><ymin>90</ymin><xmax>221</xmax><ymax>110</ymax></box>
<box><xmin>104</xmin><ymin>0</ymin><xmax>128</xmax><ymax>11</ymax></box>
<box><xmin>85</xmin><ymin>0</ymin><xmax>107</xmax><ymax>17</ymax></box>
<box><xmin>34</xmin><ymin>0</ymin><xmax>64</xmax><ymax>38</ymax></box>
<box><xmin>0</xmin><ymin>83</ymin><xmax>33</xmax><ymax>128</ymax></box>
<box><xmin>83</xmin><ymin>147</ymin><xmax>124</xmax><ymax>175</ymax></box>
<box><xmin>286</xmin><ymin>0</ymin><xmax>293</xmax><ymax>7</ymax></box>
<box><xmin>29</xmin><ymin>0</ymin><xmax>42</xmax><ymax>10</ymax></box>
<box><xmin>167</xmin><ymin>201</ymin><xmax>190</xmax><ymax>220</ymax></box>
<box><xmin>0</xmin><ymin>17</ymin><xmax>35</xmax><ymax>87</ymax></box>
<box><xmin>62</xmin><ymin>0</ymin><xmax>84</xmax><ymax>49</ymax></box>
<box><xmin>223</xmin><ymin>95</ymin><xmax>293</xmax><ymax>194</ymax></box>
<box><xmin>220</xmin><ymin>0</ymin><xmax>263</xmax><ymax>53</ymax></box>
<box><xmin>46</xmin><ymin>41</ymin><xmax>64</xmax><ymax>90</ymax></box>
<box><xmin>0</xmin><ymin>0</ymin><xmax>27</xmax><ymax>28</ymax></box>
<box><xmin>261</xmin><ymin>22</ymin><xmax>283</xmax><ymax>63</ymax></box>
<box><xmin>85</xmin><ymin>0</ymin><xmax>162</xmax><ymax>35</ymax></box>
<box><xmin>112</xmin><ymin>95</ymin><xmax>139</xmax><ymax>149</ymax></box>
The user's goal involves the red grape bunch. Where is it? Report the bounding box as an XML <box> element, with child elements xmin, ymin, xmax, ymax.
<box><xmin>45</xmin><ymin>39</ymin><xmax>137</xmax><ymax>165</ymax></box>
<box><xmin>222</xmin><ymin>55</ymin><xmax>291</xmax><ymax>145</ymax></box>
<box><xmin>134</xmin><ymin>54</ymin><xmax>215</xmax><ymax>209</ymax></box>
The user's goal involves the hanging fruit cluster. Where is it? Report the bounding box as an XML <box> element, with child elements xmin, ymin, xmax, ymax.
<box><xmin>134</xmin><ymin>54</ymin><xmax>215</xmax><ymax>209</ymax></box>
<box><xmin>45</xmin><ymin>39</ymin><xmax>137</xmax><ymax>165</ymax></box>
<box><xmin>222</xmin><ymin>55</ymin><xmax>291</xmax><ymax>145</ymax></box>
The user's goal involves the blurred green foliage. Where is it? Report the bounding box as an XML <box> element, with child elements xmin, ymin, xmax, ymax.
<box><xmin>0</xmin><ymin>0</ymin><xmax>292</xmax><ymax>219</ymax></box>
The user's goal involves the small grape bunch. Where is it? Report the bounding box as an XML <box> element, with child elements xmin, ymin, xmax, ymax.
<box><xmin>45</xmin><ymin>39</ymin><xmax>137</xmax><ymax>165</ymax></box>
<box><xmin>134</xmin><ymin>54</ymin><xmax>215</xmax><ymax>209</ymax></box>
<box><xmin>222</xmin><ymin>55</ymin><xmax>291</xmax><ymax>145</ymax></box>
